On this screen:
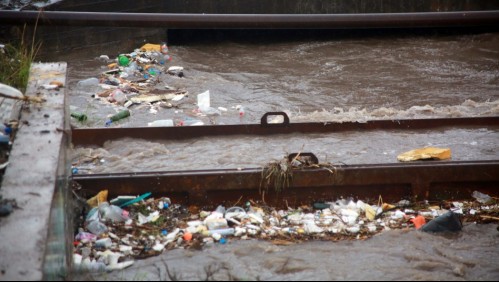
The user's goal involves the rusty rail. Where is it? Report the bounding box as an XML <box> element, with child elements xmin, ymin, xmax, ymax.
<box><xmin>1</xmin><ymin>10</ymin><xmax>499</xmax><ymax>29</ymax></box>
<box><xmin>72</xmin><ymin>115</ymin><xmax>498</xmax><ymax>207</ymax></box>
<box><xmin>73</xmin><ymin>160</ymin><xmax>499</xmax><ymax>208</ymax></box>
<box><xmin>72</xmin><ymin>115</ymin><xmax>499</xmax><ymax>147</ymax></box>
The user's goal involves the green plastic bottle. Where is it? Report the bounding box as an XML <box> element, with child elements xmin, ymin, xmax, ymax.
<box><xmin>71</xmin><ymin>112</ymin><xmax>88</xmax><ymax>122</ymax></box>
<box><xmin>118</xmin><ymin>55</ymin><xmax>130</xmax><ymax>67</ymax></box>
<box><xmin>106</xmin><ymin>110</ymin><xmax>130</xmax><ymax>127</ymax></box>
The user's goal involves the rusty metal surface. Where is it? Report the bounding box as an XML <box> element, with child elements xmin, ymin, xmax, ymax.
<box><xmin>1</xmin><ymin>10</ymin><xmax>499</xmax><ymax>29</ymax></box>
<box><xmin>72</xmin><ymin>116</ymin><xmax>499</xmax><ymax>147</ymax></box>
<box><xmin>73</xmin><ymin>160</ymin><xmax>499</xmax><ymax>208</ymax></box>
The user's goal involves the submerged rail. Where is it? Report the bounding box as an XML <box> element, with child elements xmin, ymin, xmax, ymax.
<box><xmin>1</xmin><ymin>10</ymin><xmax>499</xmax><ymax>29</ymax></box>
<box><xmin>72</xmin><ymin>115</ymin><xmax>499</xmax><ymax>147</ymax></box>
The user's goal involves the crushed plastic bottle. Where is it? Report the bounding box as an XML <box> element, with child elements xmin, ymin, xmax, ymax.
<box><xmin>108</xmin><ymin>90</ymin><xmax>127</xmax><ymax>105</ymax></box>
<box><xmin>472</xmin><ymin>191</ymin><xmax>492</xmax><ymax>204</ymax></box>
<box><xmin>99</xmin><ymin>202</ymin><xmax>130</xmax><ymax>222</ymax></box>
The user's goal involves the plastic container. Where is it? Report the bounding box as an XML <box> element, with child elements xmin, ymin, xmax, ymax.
<box><xmin>105</xmin><ymin>110</ymin><xmax>130</xmax><ymax>127</ymax></box>
<box><xmin>197</xmin><ymin>90</ymin><xmax>210</xmax><ymax>110</ymax></box>
<box><xmin>71</xmin><ymin>112</ymin><xmax>88</xmax><ymax>122</ymax></box>
<box><xmin>206</xmin><ymin>218</ymin><xmax>229</xmax><ymax>230</ymax></box>
<box><xmin>0</xmin><ymin>133</ymin><xmax>9</xmax><ymax>144</ymax></box>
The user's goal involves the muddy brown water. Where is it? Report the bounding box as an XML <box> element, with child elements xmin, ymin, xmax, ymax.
<box><xmin>74</xmin><ymin>224</ymin><xmax>499</xmax><ymax>281</ymax></box>
<box><xmin>40</xmin><ymin>29</ymin><xmax>499</xmax><ymax>279</ymax></box>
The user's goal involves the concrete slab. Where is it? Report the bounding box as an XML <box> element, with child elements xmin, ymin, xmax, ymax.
<box><xmin>0</xmin><ymin>62</ymin><xmax>68</xmax><ymax>281</ymax></box>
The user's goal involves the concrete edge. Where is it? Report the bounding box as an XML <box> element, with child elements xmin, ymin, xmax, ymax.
<box><xmin>0</xmin><ymin>62</ymin><xmax>70</xmax><ymax>281</ymax></box>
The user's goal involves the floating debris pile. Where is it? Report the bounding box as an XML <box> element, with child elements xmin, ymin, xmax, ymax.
<box><xmin>73</xmin><ymin>43</ymin><xmax>245</xmax><ymax>128</ymax></box>
<box><xmin>73</xmin><ymin>188</ymin><xmax>498</xmax><ymax>273</ymax></box>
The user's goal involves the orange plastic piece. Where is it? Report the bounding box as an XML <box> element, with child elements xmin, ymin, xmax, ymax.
<box><xmin>410</xmin><ymin>215</ymin><xmax>426</xmax><ymax>229</ymax></box>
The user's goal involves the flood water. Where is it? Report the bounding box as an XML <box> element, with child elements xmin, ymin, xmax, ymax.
<box><xmin>59</xmin><ymin>30</ymin><xmax>499</xmax><ymax>129</ymax></box>
<box><xmin>60</xmin><ymin>30</ymin><xmax>499</xmax><ymax>172</ymax></box>
<box><xmin>44</xmin><ymin>29</ymin><xmax>499</xmax><ymax>280</ymax></box>
<box><xmin>77</xmin><ymin>224</ymin><xmax>499</xmax><ymax>281</ymax></box>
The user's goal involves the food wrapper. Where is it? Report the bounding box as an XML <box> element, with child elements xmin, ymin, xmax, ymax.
<box><xmin>140</xmin><ymin>43</ymin><xmax>161</xmax><ymax>52</ymax></box>
<box><xmin>397</xmin><ymin>147</ymin><xmax>451</xmax><ymax>162</ymax></box>
<box><xmin>87</xmin><ymin>190</ymin><xmax>108</xmax><ymax>208</ymax></box>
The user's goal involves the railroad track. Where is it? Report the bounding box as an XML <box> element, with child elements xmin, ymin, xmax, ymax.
<box><xmin>72</xmin><ymin>114</ymin><xmax>499</xmax><ymax>207</ymax></box>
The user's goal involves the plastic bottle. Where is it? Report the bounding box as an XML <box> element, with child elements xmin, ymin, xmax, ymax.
<box><xmin>148</xmin><ymin>120</ymin><xmax>174</xmax><ymax>127</ymax></box>
<box><xmin>95</xmin><ymin>238</ymin><xmax>112</xmax><ymax>248</ymax></box>
<box><xmin>123</xmin><ymin>61</ymin><xmax>138</xmax><ymax>76</ymax></box>
<box><xmin>105</xmin><ymin>110</ymin><xmax>130</xmax><ymax>127</ymax></box>
<box><xmin>1</xmin><ymin>124</ymin><xmax>12</xmax><ymax>135</ymax></box>
<box><xmin>179</xmin><ymin>118</ymin><xmax>204</xmax><ymax>126</ymax></box>
<box><xmin>207</xmin><ymin>228</ymin><xmax>235</xmax><ymax>236</ymax></box>
<box><xmin>238</xmin><ymin>106</ymin><xmax>245</xmax><ymax>117</ymax></box>
<box><xmin>77</xmin><ymin>77</ymin><xmax>99</xmax><ymax>88</ymax></box>
<box><xmin>85</xmin><ymin>220</ymin><xmax>108</xmax><ymax>236</ymax></box>
<box><xmin>118</xmin><ymin>55</ymin><xmax>130</xmax><ymax>67</ymax></box>
<box><xmin>71</xmin><ymin>112</ymin><xmax>88</xmax><ymax>122</ymax></box>
<box><xmin>160</xmin><ymin>43</ymin><xmax>169</xmax><ymax>55</ymax></box>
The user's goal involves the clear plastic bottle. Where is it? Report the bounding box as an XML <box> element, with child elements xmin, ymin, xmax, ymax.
<box><xmin>160</xmin><ymin>43</ymin><xmax>169</xmax><ymax>55</ymax></box>
<box><xmin>238</xmin><ymin>106</ymin><xmax>245</xmax><ymax>117</ymax></box>
<box><xmin>179</xmin><ymin>118</ymin><xmax>204</xmax><ymax>126</ymax></box>
<box><xmin>77</xmin><ymin>77</ymin><xmax>99</xmax><ymax>88</ymax></box>
<box><xmin>148</xmin><ymin>120</ymin><xmax>174</xmax><ymax>127</ymax></box>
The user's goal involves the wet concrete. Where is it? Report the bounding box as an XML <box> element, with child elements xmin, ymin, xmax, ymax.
<box><xmin>0</xmin><ymin>63</ymin><xmax>69</xmax><ymax>280</ymax></box>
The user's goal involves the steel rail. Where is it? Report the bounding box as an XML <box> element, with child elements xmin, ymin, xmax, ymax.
<box><xmin>72</xmin><ymin>115</ymin><xmax>499</xmax><ymax>147</ymax></box>
<box><xmin>73</xmin><ymin>160</ymin><xmax>499</xmax><ymax>208</ymax></box>
<box><xmin>1</xmin><ymin>10</ymin><xmax>499</xmax><ymax>28</ymax></box>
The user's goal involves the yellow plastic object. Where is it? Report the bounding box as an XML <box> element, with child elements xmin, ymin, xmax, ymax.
<box><xmin>365</xmin><ymin>205</ymin><xmax>376</xmax><ymax>221</ymax></box>
<box><xmin>397</xmin><ymin>147</ymin><xmax>451</xmax><ymax>162</ymax></box>
<box><xmin>87</xmin><ymin>190</ymin><xmax>108</xmax><ymax>208</ymax></box>
<box><xmin>140</xmin><ymin>43</ymin><xmax>161</xmax><ymax>52</ymax></box>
